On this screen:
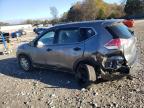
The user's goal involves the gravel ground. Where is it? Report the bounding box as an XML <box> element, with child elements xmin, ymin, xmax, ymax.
<box><xmin>0</xmin><ymin>21</ymin><xmax>144</xmax><ymax>108</ymax></box>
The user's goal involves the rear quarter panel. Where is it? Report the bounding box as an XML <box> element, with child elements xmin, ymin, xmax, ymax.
<box><xmin>84</xmin><ymin>25</ymin><xmax>113</xmax><ymax>57</ymax></box>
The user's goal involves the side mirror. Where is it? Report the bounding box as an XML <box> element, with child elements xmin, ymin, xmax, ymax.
<box><xmin>37</xmin><ymin>41</ymin><xmax>44</xmax><ymax>48</ymax></box>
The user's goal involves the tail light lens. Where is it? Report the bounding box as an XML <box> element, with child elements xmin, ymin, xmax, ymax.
<box><xmin>104</xmin><ymin>38</ymin><xmax>128</xmax><ymax>50</ymax></box>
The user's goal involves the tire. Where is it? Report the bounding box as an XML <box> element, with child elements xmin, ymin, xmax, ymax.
<box><xmin>75</xmin><ymin>64</ymin><xmax>96</xmax><ymax>88</ymax></box>
<box><xmin>18</xmin><ymin>55</ymin><xmax>33</xmax><ymax>72</ymax></box>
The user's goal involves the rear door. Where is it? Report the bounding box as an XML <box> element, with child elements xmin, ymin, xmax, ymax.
<box><xmin>106</xmin><ymin>23</ymin><xmax>137</xmax><ymax>65</ymax></box>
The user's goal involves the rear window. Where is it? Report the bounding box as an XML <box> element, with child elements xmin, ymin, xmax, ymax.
<box><xmin>106</xmin><ymin>23</ymin><xmax>132</xmax><ymax>39</ymax></box>
<box><xmin>80</xmin><ymin>28</ymin><xmax>96</xmax><ymax>40</ymax></box>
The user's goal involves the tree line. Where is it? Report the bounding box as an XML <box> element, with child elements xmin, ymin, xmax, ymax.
<box><xmin>0</xmin><ymin>22</ymin><xmax>10</xmax><ymax>26</ymax></box>
<box><xmin>65</xmin><ymin>0</ymin><xmax>124</xmax><ymax>22</ymax></box>
<box><xmin>54</xmin><ymin>0</ymin><xmax>144</xmax><ymax>24</ymax></box>
<box><xmin>61</xmin><ymin>0</ymin><xmax>144</xmax><ymax>22</ymax></box>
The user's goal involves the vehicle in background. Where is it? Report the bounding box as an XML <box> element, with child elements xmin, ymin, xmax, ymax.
<box><xmin>17</xmin><ymin>19</ymin><xmax>137</xmax><ymax>87</ymax></box>
<box><xmin>11</xmin><ymin>29</ymin><xmax>26</xmax><ymax>38</ymax></box>
<box><xmin>19</xmin><ymin>29</ymin><xmax>26</xmax><ymax>35</ymax></box>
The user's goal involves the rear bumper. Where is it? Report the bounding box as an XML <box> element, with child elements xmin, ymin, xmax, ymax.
<box><xmin>102</xmin><ymin>52</ymin><xmax>137</xmax><ymax>71</ymax></box>
<box><xmin>93</xmin><ymin>48</ymin><xmax>137</xmax><ymax>73</ymax></box>
<box><xmin>97</xmin><ymin>55</ymin><xmax>129</xmax><ymax>74</ymax></box>
<box><xmin>104</xmin><ymin>56</ymin><xmax>125</xmax><ymax>70</ymax></box>
<box><xmin>95</xmin><ymin>52</ymin><xmax>126</xmax><ymax>72</ymax></box>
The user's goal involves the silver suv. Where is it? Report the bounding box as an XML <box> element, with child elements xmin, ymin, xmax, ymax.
<box><xmin>17</xmin><ymin>20</ymin><xmax>137</xmax><ymax>87</ymax></box>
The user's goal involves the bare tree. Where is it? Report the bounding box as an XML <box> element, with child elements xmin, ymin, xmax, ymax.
<box><xmin>50</xmin><ymin>7</ymin><xmax>58</xmax><ymax>19</ymax></box>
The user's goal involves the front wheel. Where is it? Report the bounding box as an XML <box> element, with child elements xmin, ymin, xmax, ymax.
<box><xmin>18</xmin><ymin>55</ymin><xmax>33</xmax><ymax>72</ymax></box>
<box><xmin>75</xmin><ymin>64</ymin><xmax>97</xmax><ymax>88</ymax></box>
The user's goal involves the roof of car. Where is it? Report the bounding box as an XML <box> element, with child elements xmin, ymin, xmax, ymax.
<box><xmin>53</xmin><ymin>19</ymin><xmax>124</xmax><ymax>29</ymax></box>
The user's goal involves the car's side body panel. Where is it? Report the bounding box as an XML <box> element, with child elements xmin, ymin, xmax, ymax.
<box><xmin>44</xmin><ymin>42</ymin><xmax>85</xmax><ymax>69</ymax></box>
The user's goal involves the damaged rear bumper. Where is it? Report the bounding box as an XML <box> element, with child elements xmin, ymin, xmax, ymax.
<box><xmin>96</xmin><ymin>53</ymin><xmax>136</xmax><ymax>74</ymax></box>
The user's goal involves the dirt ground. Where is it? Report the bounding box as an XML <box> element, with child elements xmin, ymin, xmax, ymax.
<box><xmin>0</xmin><ymin>21</ymin><xmax>144</xmax><ymax>108</ymax></box>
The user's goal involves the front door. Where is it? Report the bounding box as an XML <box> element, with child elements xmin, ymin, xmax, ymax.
<box><xmin>31</xmin><ymin>30</ymin><xmax>56</xmax><ymax>65</ymax></box>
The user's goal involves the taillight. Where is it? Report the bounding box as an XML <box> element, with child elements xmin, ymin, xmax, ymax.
<box><xmin>104</xmin><ymin>38</ymin><xmax>128</xmax><ymax>50</ymax></box>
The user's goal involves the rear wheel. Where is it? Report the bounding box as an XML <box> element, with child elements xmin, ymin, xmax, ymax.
<box><xmin>75</xmin><ymin>64</ymin><xmax>96</xmax><ymax>88</ymax></box>
<box><xmin>18</xmin><ymin>55</ymin><xmax>33</xmax><ymax>72</ymax></box>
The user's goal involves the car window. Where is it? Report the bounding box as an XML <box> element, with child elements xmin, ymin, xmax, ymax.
<box><xmin>106</xmin><ymin>23</ymin><xmax>132</xmax><ymax>39</ymax></box>
<box><xmin>57</xmin><ymin>29</ymin><xmax>80</xmax><ymax>44</ymax></box>
<box><xmin>37</xmin><ymin>31</ymin><xmax>55</xmax><ymax>47</ymax></box>
<box><xmin>80</xmin><ymin>28</ymin><xmax>96</xmax><ymax>40</ymax></box>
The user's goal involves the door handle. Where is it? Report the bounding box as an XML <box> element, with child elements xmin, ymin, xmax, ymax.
<box><xmin>73</xmin><ymin>47</ymin><xmax>81</xmax><ymax>51</ymax></box>
<box><xmin>47</xmin><ymin>48</ymin><xmax>52</xmax><ymax>52</ymax></box>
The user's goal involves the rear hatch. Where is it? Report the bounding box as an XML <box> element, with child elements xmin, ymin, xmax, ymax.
<box><xmin>105</xmin><ymin>23</ymin><xmax>137</xmax><ymax>66</ymax></box>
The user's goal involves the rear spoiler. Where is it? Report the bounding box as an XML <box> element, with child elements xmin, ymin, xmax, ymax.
<box><xmin>101</xmin><ymin>19</ymin><xmax>124</xmax><ymax>27</ymax></box>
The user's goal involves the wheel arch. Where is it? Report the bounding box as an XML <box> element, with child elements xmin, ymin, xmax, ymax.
<box><xmin>73</xmin><ymin>57</ymin><xmax>100</xmax><ymax>72</ymax></box>
<box><xmin>17</xmin><ymin>53</ymin><xmax>32</xmax><ymax>63</ymax></box>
